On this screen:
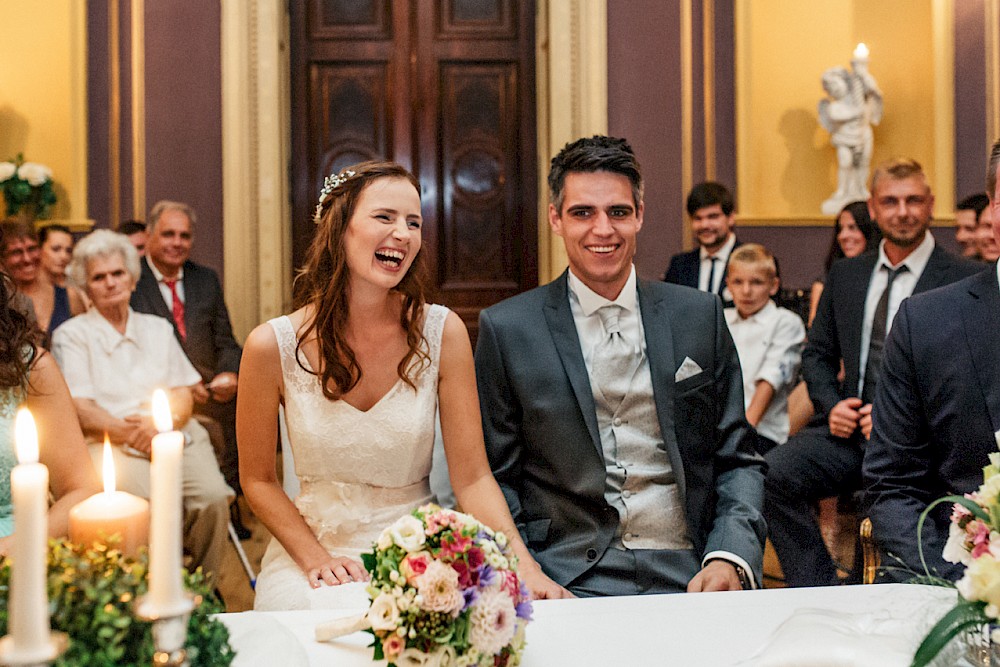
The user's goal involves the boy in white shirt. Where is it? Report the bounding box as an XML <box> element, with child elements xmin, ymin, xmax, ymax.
<box><xmin>724</xmin><ymin>244</ymin><xmax>806</xmax><ymax>453</ymax></box>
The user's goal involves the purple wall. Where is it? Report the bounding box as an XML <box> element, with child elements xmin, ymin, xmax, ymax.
<box><xmin>87</xmin><ymin>1</ymin><xmax>225</xmax><ymax>275</ymax></box>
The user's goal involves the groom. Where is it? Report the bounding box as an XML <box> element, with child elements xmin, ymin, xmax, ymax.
<box><xmin>475</xmin><ymin>135</ymin><xmax>766</xmax><ymax>596</ymax></box>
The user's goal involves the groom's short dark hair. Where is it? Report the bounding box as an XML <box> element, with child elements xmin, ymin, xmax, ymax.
<box><xmin>548</xmin><ymin>135</ymin><xmax>643</xmax><ymax>213</ymax></box>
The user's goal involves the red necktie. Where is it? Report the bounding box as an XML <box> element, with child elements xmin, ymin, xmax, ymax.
<box><xmin>163</xmin><ymin>279</ymin><xmax>187</xmax><ymax>341</ymax></box>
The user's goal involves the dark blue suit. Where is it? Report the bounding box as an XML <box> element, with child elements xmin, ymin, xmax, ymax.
<box><xmin>664</xmin><ymin>241</ymin><xmax>739</xmax><ymax>304</ymax></box>
<box><xmin>864</xmin><ymin>266</ymin><xmax>999</xmax><ymax>582</ymax></box>
<box><xmin>475</xmin><ymin>271</ymin><xmax>766</xmax><ymax>594</ymax></box>
<box><xmin>764</xmin><ymin>245</ymin><xmax>981</xmax><ymax>587</ymax></box>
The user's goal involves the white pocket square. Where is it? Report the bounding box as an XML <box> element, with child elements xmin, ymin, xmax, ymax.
<box><xmin>675</xmin><ymin>357</ymin><xmax>703</xmax><ymax>383</ymax></box>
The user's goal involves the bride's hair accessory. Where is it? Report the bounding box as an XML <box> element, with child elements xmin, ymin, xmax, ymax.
<box><xmin>313</xmin><ymin>168</ymin><xmax>357</xmax><ymax>223</ymax></box>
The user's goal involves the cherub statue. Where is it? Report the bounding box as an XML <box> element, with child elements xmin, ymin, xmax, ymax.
<box><xmin>819</xmin><ymin>57</ymin><xmax>882</xmax><ymax>215</ymax></box>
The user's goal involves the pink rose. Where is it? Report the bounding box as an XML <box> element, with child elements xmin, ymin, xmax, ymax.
<box><xmin>382</xmin><ymin>634</ymin><xmax>405</xmax><ymax>660</ymax></box>
<box><xmin>401</xmin><ymin>552</ymin><xmax>431</xmax><ymax>584</ymax></box>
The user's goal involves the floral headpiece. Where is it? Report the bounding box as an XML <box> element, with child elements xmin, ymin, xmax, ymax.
<box><xmin>313</xmin><ymin>169</ymin><xmax>357</xmax><ymax>223</ymax></box>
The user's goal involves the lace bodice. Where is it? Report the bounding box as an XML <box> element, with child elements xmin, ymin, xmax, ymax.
<box><xmin>254</xmin><ymin>305</ymin><xmax>448</xmax><ymax>610</ymax></box>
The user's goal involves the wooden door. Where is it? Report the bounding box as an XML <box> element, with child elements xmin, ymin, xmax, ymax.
<box><xmin>290</xmin><ymin>0</ymin><xmax>537</xmax><ymax>340</ymax></box>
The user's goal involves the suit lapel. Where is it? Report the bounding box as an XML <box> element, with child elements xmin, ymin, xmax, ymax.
<box><xmin>962</xmin><ymin>269</ymin><xmax>1000</xmax><ymax>431</ymax></box>
<box><xmin>913</xmin><ymin>246</ymin><xmax>948</xmax><ymax>294</ymax></box>
<box><xmin>137</xmin><ymin>261</ymin><xmax>173</xmax><ymax>321</ymax></box>
<box><xmin>638</xmin><ymin>281</ymin><xmax>687</xmax><ymax>504</ymax></box>
<box><xmin>542</xmin><ymin>273</ymin><xmax>602</xmax><ymax>455</ymax></box>
<box><xmin>841</xmin><ymin>252</ymin><xmax>878</xmax><ymax>366</ymax></box>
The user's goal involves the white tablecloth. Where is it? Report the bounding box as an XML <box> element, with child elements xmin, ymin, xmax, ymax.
<box><xmin>218</xmin><ymin>583</ymin><xmax>958</xmax><ymax>667</ymax></box>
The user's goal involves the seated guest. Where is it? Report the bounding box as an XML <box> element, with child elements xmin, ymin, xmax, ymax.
<box><xmin>39</xmin><ymin>224</ymin><xmax>89</xmax><ymax>311</ymax></box>
<box><xmin>724</xmin><ymin>244</ymin><xmax>805</xmax><ymax>454</ymax></box>
<box><xmin>476</xmin><ymin>136</ymin><xmax>766</xmax><ymax>597</ymax></box>
<box><xmin>977</xmin><ymin>204</ymin><xmax>999</xmax><ymax>262</ymax></box>
<box><xmin>0</xmin><ymin>271</ymin><xmax>100</xmax><ymax>553</ymax></box>
<box><xmin>118</xmin><ymin>220</ymin><xmax>148</xmax><ymax>257</ymax></box>
<box><xmin>664</xmin><ymin>181</ymin><xmax>740</xmax><ymax>305</ymax></box>
<box><xmin>955</xmin><ymin>193</ymin><xmax>989</xmax><ymax>260</ymax></box>
<box><xmin>764</xmin><ymin>158</ymin><xmax>980</xmax><ymax>588</ymax></box>
<box><xmin>864</xmin><ymin>139</ymin><xmax>1000</xmax><ymax>582</ymax></box>
<box><xmin>808</xmin><ymin>201</ymin><xmax>882</xmax><ymax>326</ymax></box>
<box><xmin>1</xmin><ymin>220</ymin><xmax>84</xmax><ymax>340</ymax></box>
<box><xmin>51</xmin><ymin>230</ymin><xmax>232</xmax><ymax>581</ymax></box>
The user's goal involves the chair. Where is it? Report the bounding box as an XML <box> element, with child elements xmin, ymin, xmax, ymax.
<box><xmin>859</xmin><ymin>517</ymin><xmax>880</xmax><ymax>584</ymax></box>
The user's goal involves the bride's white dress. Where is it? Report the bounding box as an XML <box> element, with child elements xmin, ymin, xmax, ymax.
<box><xmin>252</xmin><ymin>305</ymin><xmax>446</xmax><ymax>611</ymax></box>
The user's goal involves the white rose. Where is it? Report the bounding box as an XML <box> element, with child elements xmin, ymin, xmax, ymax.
<box><xmin>0</xmin><ymin>162</ymin><xmax>15</xmax><ymax>182</ymax></box>
<box><xmin>368</xmin><ymin>593</ymin><xmax>401</xmax><ymax>632</ymax></box>
<box><xmin>396</xmin><ymin>647</ymin><xmax>439</xmax><ymax>667</ymax></box>
<box><xmin>376</xmin><ymin>527</ymin><xmax>394</xmax><ymax>551</ymax></box>
<box><xmin>390</xmin><ymin>515</ymin><xmax>427</xmax><ymax>552</ymax></box>
<box><xmin>16</xmin><ymin>162</ymin><xmax>52</xmax><ymax>187</ymax></box>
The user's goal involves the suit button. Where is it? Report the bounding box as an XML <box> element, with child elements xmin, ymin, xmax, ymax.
<box><xmin>586</xmin><ymin>548</ymin><xmax>598</xmax><ymax>561</ymax></box>
<box><xmin>613</xmin><ymin>417</ymin><xmax>622</xmax><ymax>427</ymax></box>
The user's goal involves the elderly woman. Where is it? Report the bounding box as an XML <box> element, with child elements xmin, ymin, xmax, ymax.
<box><xmin>51</xmin><ymin>230</ymin><xmax>232</xmax><ymax>581</ymax></box>
<box><xmin>0</xmin><ymin>219</ymin><xmax>84</xmax><ymax>340</ymax></box>
<box><xmin>0</xmin><ymin>270</ymin><xmax>99</xmax><ymax>553</ymax></box>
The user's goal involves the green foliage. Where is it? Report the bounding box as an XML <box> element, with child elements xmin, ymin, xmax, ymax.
<box><xmin>0</xmin><ymin>153</ymin><xmax>57</xmax><ymax>219</ymax></box>
<box><xmin>0</xmin><ymin>539</ymin><xmax>234</xmax><ymax>667</ymax></box>
<box><xmin>911</xmin><ymin>599</ymin><xmax>988</xmax><ymax>667</ymax></box>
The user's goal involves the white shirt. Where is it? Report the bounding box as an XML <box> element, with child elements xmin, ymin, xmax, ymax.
<box><xmin>146</xmin><ymin>256</ymin><xmax>186</xmax><ymax>306</ymax></box>
<box><xmin>699</xmin><ymin>233</ymin><xmax>737</xmax><ymax>294</ymax></box>
<box><xmin>725</xmin><ymin>301</ymin><xmax>806</xmax><ymax>445</ymax></box>
<box><xmin>52</xmin><ymin>308</ymin><xmax>201</xmax><ymax>419</ymax></box>
<box><xmin>857</xmin><ymin>232</ymin><xmax>935</xmax><ymax>396</ymax></box>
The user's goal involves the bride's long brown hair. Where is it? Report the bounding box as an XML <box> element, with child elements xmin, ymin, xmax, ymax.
<box><xmin>294</xmin><ymin>161</ymin><xmax>429</xmax><ymax>400</ymax></box>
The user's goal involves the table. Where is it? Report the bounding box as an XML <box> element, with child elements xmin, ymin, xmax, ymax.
<box><xmin>218</xmin><ymin>583</ymin><xmax>958</xmax><ymax>666</ymax></box>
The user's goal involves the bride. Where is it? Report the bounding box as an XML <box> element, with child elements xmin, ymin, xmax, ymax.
<box><xmin>238</xmin><ymin>161</ymin><xmax>568</xmax><ymax>610</ymax></box>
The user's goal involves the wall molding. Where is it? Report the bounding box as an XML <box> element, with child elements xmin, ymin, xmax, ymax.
<box><xmin>130</xmin><ymin>0</ymin><xmax>146</xmax><ymax>220</ymax></box>
<box><xmin>535</xmin><ymin>0</ymin><xmax>608</xmax><ymax>283</ymax></box>
<box><xmin>220</xmin><ymin>0</ymin><xmax>291</xmax><ymax>340</ymax></box>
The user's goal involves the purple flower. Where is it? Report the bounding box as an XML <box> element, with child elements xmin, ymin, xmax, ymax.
<box><xmin>478</xmin><ymin>565</ymin><xmax>498</xmax><ymax>588</ymax></box>
<box><xmin>515</xmin><ymin>599</ymin><xmax>534</xmax><ymax>621</ymax></box>
<box><xmin>463</xmin><ymin>587</ymin><xmax>479</xmax><ymax>610</ymax></box>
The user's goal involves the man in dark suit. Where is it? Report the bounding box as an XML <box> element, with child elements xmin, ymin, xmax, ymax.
<box><xmin>664</xmin><ymin>182</ymin><xmax>739</xmax><ymax>304</ymax></box>
<box><xmin>130</xmin><ymin>201</ymin><xmax>245</xmax><ymax>525</ymax></box>
<box><xmin>864</xmin><ymin>141</ymin><xmax>1000</xmax><ymax>582</ymax></box>
<box><xmin>475</xmin><ymin>136</ymin><xmax>766</xmax><ymax>597</ymax></box>
<box><xmin>764</xmin><ymin>158</ymin><xmax>981</xmax><ymax>587</ymax></box>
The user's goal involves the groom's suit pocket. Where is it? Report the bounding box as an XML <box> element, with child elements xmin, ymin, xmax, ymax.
<box><xmin>524</xmin><ymin>518</ymin><xmax>551</xmax><ymax>546</ymax></box>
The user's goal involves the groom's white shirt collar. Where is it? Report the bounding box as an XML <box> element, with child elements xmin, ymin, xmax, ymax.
<box><xmin>567</xmin><ymin>265</ymin><xmax>638</xmax><ymax>316</ymax></box>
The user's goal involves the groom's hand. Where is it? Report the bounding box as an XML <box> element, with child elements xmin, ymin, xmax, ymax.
<box><xmin>308</xmin><ymin>556</ymin><xmax>369</xmax><ymax>588</ymax></box>
<box><xmin>687</xmin><ymin>559</ymin><xmax>743</xmax><ymax>593</ymax></box>
<box><xmin>519</xmin><ymin>562</ymin><xmax>575</xmax><ymax>600</ymax></box>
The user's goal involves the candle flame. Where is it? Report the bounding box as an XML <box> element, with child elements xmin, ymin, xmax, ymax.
<box><xmin>151</xmin><ymin>389</ymin><xmax>173</xmax><ymax>433</ymax></box>
<box><xmin>853</xmin><ymin>42</ymin><xmax>869</xmax><ymax>59</ymax></box>
<box><xmin>14</xmin><ymin>408</ymin><xmax>38</xmax><ymax>464</ymax></box>
<box><xmin>103</xmin><ymin>435</ymin><xmax>116</xmax><ymax>494</ymax></box>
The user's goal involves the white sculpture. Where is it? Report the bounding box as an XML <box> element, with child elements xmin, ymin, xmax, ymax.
<box><xmin>819</xmin><ymin>44</ymin><xmax>883</xmax><ymax>215</ymax></box>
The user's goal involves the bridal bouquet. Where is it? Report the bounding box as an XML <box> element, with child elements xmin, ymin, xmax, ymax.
<box><xmin>361</xmin><ymin>504</ymin><xmax>532</xmax><ymax>667</ymax></box>
<box><xmin>912</xmin><ymin>432</ymin><xmax>1000</xmax><ymax>666</ymax></box>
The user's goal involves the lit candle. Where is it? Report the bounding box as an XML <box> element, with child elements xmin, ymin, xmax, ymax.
<box><xmin>853</xmin><ymin>42</ymin><xmax>869</xmax><ymax>60</ymax></box>
<box><xmin>9</xmin><ymin>409</ymin><xmax>50</xmax><ymax>656</ymax></box>
<box><xmin>69</xmin><ymin>438</ymin><xmax>150</xmax><ymax>556</ymax></box>
<box><xmin>144</xmin><ymin>389</ymin><xmax>187</xmax><ymax>614</ymax></box>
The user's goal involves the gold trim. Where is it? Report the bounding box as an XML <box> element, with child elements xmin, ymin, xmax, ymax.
<box><xmin>932</xmin><ymin>0</ymin><xmax>955</xmax><ymax>210</ymax></box>
<box><xmin>680</xmin><ymin>0</ymin><xmax>693</xmax><ymax>250</ymax></box>
<box><xmin>988</xmin><ymin>0</ymin><xmax>1000</xmax><ymax>144</ymax></box>
<box><xmin>131</xmin><ymin>0</ymin><xmax>146</xmax><ymax>220</ymax></box>
<box><xmin>69</xmin><ymin>2</ymin><xmax>88</xmax><ymax>223</ymax></box>
<box><xmin>736</xmin><ymin>216</ymin><xmax>959</xmax><ymax>228</ymax></box>
<box><xmin>109</xmin><ymin>0</ymin><xmax>121</xmax><ymax>229</ymax></box>
<box><xmin>702</xmin><ymin>0</ymin><xmax>716</xmax><ymax>182</ymax></box>
<box><xmin>734</xmin><ymin>0</ymin><xmax>750</xmax><ymax>220</ymax></box>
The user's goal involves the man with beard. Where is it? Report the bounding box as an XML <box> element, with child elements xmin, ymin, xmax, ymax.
<box><xmin>763</xmin><ymin>158</ymin><xmax>981</xmax><ymax>587</ymax></box>
<box><xmin>664</xmin><ymin>182</ymin><xmax>740</xmax><ymax>306</ymax></box>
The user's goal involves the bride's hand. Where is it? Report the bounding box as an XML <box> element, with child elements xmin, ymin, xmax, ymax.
<box><xmin>519</xmin><ymin>560</ymin><xmax>575</xmax><ymax>600</ymax></box>
<box><xmin>307</xmin><ymin>556</ymin><xmax>369</xmax><ymax>588</ymax></box>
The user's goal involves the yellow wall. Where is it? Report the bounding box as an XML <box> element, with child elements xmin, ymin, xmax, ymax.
<box><xmin>737</xmin><ymin>0</ymin><xmax>952</xmax><ymax>222</ymax></box>
<box><xmin>0</xmin><ymin>0</ymin><xmax>87</xmax><ymax>223</ymax></box>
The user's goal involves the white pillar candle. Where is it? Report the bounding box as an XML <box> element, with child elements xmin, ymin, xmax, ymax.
<box><xmin>145</xmin><ymin>390</ymin><xmax>186</xmax><ymax>614</ymax></box>
<box><xmin>853</xmin><ymin>42</ymin><xmax>869</xmax><ymax>60</ymax></box>
<box><xmin>9</xmin><ymin>409</ymin><xmax>50</xmax><ymax>655</ymax></box>
<box><xmin>69</xmin><ymin>439</ymin><xmax>150</xmax><ymax>557</ymax></box>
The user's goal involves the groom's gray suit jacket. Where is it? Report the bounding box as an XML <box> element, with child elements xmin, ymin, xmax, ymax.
<box><xmin>474</xmin><ymin>271</ymin><xmax>767</xmax><ymax>589</ymax></box>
